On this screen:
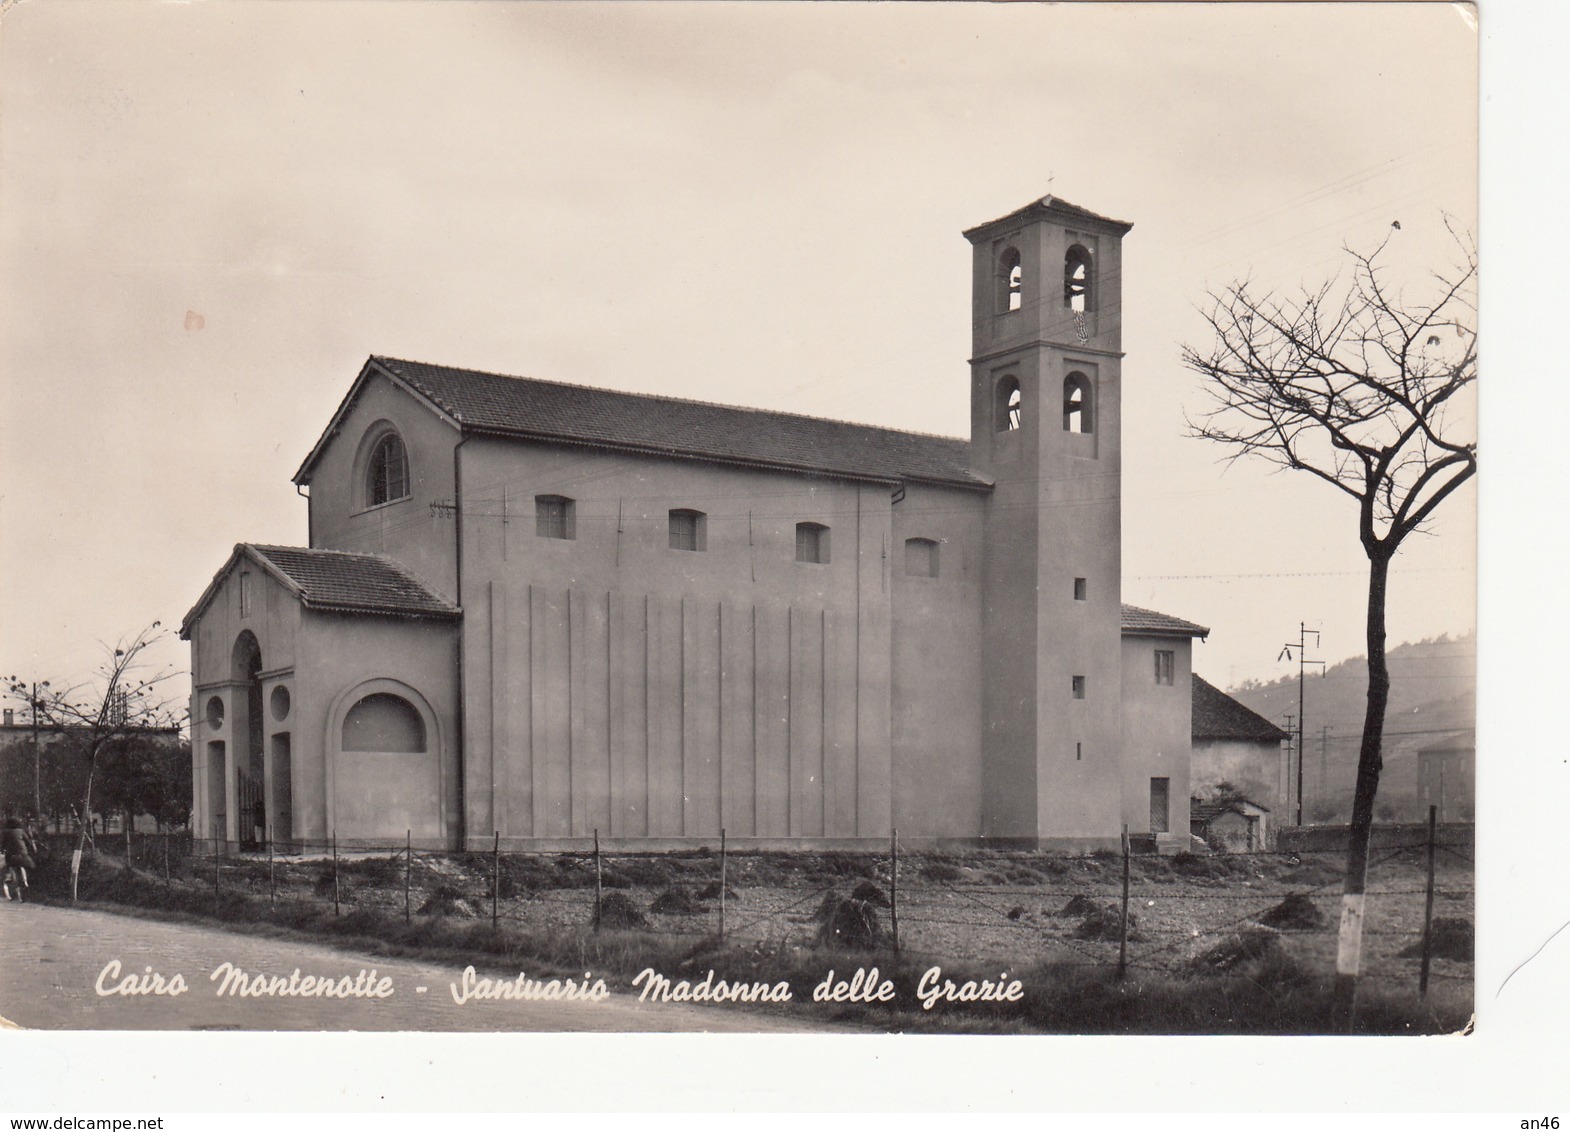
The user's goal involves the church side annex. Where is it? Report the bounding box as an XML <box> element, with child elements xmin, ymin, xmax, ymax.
<box><xmin>181</xmin><ymin>195</ymin><xmax>1209</xmax><ymax>852</ymax></box>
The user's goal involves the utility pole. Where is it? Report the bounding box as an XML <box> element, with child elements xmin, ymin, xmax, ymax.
<box><xmin>1319</xmin><ymin>726</ymin><xmax>1330</xmax><ymax>823</ymax></box>
<box><xmin>1282</xmin><ymin>713</ymin><xmax>1295</xmax><ymax>821</ymax></box>
<box><xmin>1279</xmin><ymin>623</ymin><xmax>1324</xmax><ymax>827</ymax></box>
<box><xmin>31</xmin><ymin>682</ymin><xmax>41</xmax><ymax>819</ymax></box>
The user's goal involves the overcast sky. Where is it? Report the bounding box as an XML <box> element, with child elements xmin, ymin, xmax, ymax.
<box><xmin>1</xmin><ymin>1</ymin><xmax>1477</xmax><ymax>708</ymax></box>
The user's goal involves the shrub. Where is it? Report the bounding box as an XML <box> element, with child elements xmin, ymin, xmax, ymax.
<box><xmin>1073</xmin><ymin>904</ymin><xmax>1139</xmax><ymax>942</ymax></box>
<box><xmin>593</xmin><ymin>890</ymin><xmax>647</xmax><ymax>930</ymax></box>
<box><xmin>649</xmin><ymin>887</ymin><xmax>703</xmax><ymax>915</ymax></box>
<box><xmin>849</xmin><ymin>879</ymin><xmax>890</xmax><ymax>907</ymax></box>
<box><xmin>696</xmin><ymin>881</ymin><xmax>738</xmax><ymax>901</ymax></box>
<box><xmin>921</xmin><ymin>861</ymin><xmax>963</xmax><ymax>883</ymax></box>
<box><xmin>615</xmin><ymin>857</ymin><xmax>681</xmax><ymax>887</ymax></box>
<box><xmin>819</xmin><ymin>853</ymin><xmax>876</xmax><ymax>879</ymax></box>
<box><xmin>1059</xmin><ymin>893</ymin><xmax>1099</xmax><ymax>917</ymax></box>
<box><xmin>814</xmin><ymin>895</ymin><xmax>883</xmax><ymax>951</ymax></box>
<box><xmin>417</xmin><ymin>884</ymin><xmax>475</xmax><ymax>918</ymax></box>
<box><xmin>1258</xmin><ymin>893</ymin><xmax>1327</xmax><ymax>930</ymax></box>
<box><xmin>1189</xmin><ymin>927</ymin><xmax>1283</xmax><ymax>973</ymax></box>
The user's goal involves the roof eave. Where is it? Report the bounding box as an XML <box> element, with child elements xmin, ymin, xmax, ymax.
<box><xmin>458</xmin><ymin>424</ymin><xmax>994</xmax><ymax>493</ymax></box>
<box><xmin>301</xmin><ymin>601</ymin><xmax>461</xmax><ymax>621</ymax></box>
<box><xmin>963</xmin><ymin>196</ymin><xmax>1134</xmax><ymax>242</ymax></box>
<box><xmin>1122</xmin><ymin>626</ymin><xmax>1210</xmax><ymax>640</ymax></box>
<box><xmin>181</xmin><ymin>544</ymin><xmax>310</xmax><ymax>639</ymax></box>
<box><xmin>292</xmin><ymin>357</ymin><xmax>461</xmax><ymax>486</ymax></box>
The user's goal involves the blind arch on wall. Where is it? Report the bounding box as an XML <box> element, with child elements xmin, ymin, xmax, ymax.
<box><xmin>341</xmin><ymin>691</ymin><xmax>427</xmax><ymax>752</ymax></box>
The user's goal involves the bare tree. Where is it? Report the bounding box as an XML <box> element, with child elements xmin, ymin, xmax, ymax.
<box><xmin>5</xmin><ymin>623</ymin><xmax>185</xmax><ymax>896</ymax></box>
<box><xmin>1183</xmin><ymin>222</ymin><xmax>1476</xmax><ymax>1029</ymax></box>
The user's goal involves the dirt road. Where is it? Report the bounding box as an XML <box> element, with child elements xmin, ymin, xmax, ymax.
<box><xmin>0</xmin><ymin>901</ymin><xmax>833</xmax><ymax>1032</ymax></box>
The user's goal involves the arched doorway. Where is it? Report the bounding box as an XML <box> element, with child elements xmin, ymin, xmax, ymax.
<box><xmin>231</xmin><ymin>631</ymin><xmax>265</xmax><ymax>848</ymax></box>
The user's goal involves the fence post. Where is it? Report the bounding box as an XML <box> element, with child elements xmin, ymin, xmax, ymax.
<box><xmin>890</xmin><ymin>827</ymin><xmax>900</xmax><ymax>955</ymax></box>
<box><xmin>1420</xmin><ymin>804</ymin><xmax>1438</xmax><ymax>997</ymax></box>
<box><xmin>332</xmin><ymin>831</ymin><xmax>340</xmax><ymax>917</ymax></box>
<box><xmin>492</xmin><ymin>830</ymin><xmax>500</xmax><ymax>929</ymax></box>
<box><xmin>213</xmin><ymin>851</ymin><xmax>220</xmax><ymax>915</ymax></box>
<box><xmin>125</xmin><ymin>822</ymin><xmax>132</xmax><ymax>871</ymax></box>
<box><xmin>593</xmin><ymin>828</ymin><xmax>603</xmax><ymax>931</ymax></box>
<box><xmin>1117</xmin><ymin>825</ymin><xmax>1131</xmax><ymax>979</ymax></box>
<box><xmin>163</xmin><ymin>833</ymin><xmax>170</xmax><ymax>886</ymax></box>
<box><xmin>405</xmin><ymin>829</ymin><xmax>412</xmax><ymax>924</ymax></box>
<box><xmin>719</xmin><ymin>828</ymin><xmax>727</xmax><ymax>942</ymax></box>
<box><xmin>268</xmin><ymin>830</ymin><xmax>275</xmax><ymax>908</ymax></box>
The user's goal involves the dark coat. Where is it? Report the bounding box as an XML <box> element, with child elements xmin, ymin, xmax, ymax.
<box><xmin>3</xmin><ymin>826</ymin><xmax>36</xmax><ymax>870</ymax></box>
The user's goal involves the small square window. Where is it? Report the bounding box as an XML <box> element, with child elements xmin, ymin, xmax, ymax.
<box><xmin>536</xmin><ymin>495</ymin><xmax>575</xmax><ymax>540</ymax></box>
<box><xmin>1154</xmin><ymin>649</ymin><xmax>1175</xmax><ymax>686</ymax></box>
<box><xmin>904</xmin><ymin>538</ymin><xmax>938</xmax><ymax>578</ymax></box>
<box><xmin>669</xmin><ymin>509</ymin><xmax>706</xmax><ymax>552</ymax></box>
<box><xmin>1073</xmin><ymin>577</ymin><xmax>1087</xmax><ymax>601</ymax></box>
<box><xmin>795</xmin><ymin>522</ymin><xmax>829</xmax><ymax>564</ymax></box>
<box><xmin>1071</xmin><ymin>675</ymin><xmax>1086</xmax><ymax>700</ymax></box>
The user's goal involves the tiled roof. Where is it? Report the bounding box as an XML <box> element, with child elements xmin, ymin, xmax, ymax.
<box><xmin>962</xmin><ymin>194</ymin><xmax>1134</xmax><ymax>238</ymax></box>
<box><xmin>1191</xmin><ymin>675</ymin><xmax>1289</xmax><ymax>743</ymax></box>
<box><xmin>1120</xmin><ymin>603</ymin><xmax>1209</xmax><ymax>638</ymax></box>
<box><xmin>249</xmin><ymin>545</ymin><xmax>459</xmax><ymax>619</ymax></box>
<box><xmin>333</xmin><ymin>356</ymin><xmax>991</xmax><ymax>491</ymax></box>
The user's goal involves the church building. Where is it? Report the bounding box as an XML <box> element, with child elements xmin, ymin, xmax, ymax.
<box><xmin>181</xmin><ymin>195</ymin><xmax>1208</xmax><ymax>851</ymax></box>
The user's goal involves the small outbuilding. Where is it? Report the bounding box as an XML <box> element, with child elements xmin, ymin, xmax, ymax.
<box><xmin>1190</xmin><ymin>795</ymin><xmax>1272</xmax><ymax>852</ymax></box>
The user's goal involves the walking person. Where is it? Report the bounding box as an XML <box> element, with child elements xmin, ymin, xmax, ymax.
<box><xmin>4</xmin><ymin>816</ymin><xmax>37</xmax><ymax>901</ymax></box>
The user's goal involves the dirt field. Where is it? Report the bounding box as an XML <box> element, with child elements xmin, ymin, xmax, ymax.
<box><xmin>190</xmin><ymin>840</ymin><xmax>1474</xmax><ymax>993</ymax></box>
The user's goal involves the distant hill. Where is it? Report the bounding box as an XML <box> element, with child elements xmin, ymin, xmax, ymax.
<box><xmin>1218</xmin><ymin>633</ymin><xmax>1475</xmax><ymax>822</ymax></box>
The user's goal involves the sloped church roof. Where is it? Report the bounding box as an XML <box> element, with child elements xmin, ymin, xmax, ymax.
<box><xmin>180</xmin><ymin>544</ymin><xmax>459</xmax><ymax>637</ymax></box>
<box><xmin>295</xmin><ymin>356</ymin><xmax>993</xmax><ymax>492</ymax></box>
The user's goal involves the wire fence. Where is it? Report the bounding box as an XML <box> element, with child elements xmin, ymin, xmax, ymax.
<box><xmin>38</xmin><ymin>812</ymin><xmax>1472</xmax><ymax>996</ymax></box>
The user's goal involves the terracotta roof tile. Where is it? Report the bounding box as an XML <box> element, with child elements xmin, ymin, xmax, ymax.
<box><xmin>1191</xmin><ymin>675</ymin><xmax>1289</xmax><ymax>743</ymax></box>
<box><xmin>250</xmin><ymin>545</ymin><xmax>458</xmax><ymax>619</ymax></box>
<box><xmin>368</xmin><ymin>356</ymin><xmax>990</xmax><ymax>490</ymax></box>
<box><xmin>1120</xmin><ymin>603</ymin><xmax>1209</xmax><ymax>638</ymax></box>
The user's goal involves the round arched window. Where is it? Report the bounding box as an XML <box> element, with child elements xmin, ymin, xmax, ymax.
<box><xmin>270</xmin><ymin>685</ymin><xmax>291</xmax><ymax>722</ymax></box>
<box><xmin>205</xmin><ymin>696</ymin><xmax>225</xmax><ymax>730</ymax></box>
<box><xmin>366</xmin><ymin>432</ymin><xmax>410</xmax><ymax>507</ymax></box>
<box><xmin>1063</xmin><ymin>373</ymin><xmax>1093</xmax><ymax>434</ymax></box>
<box><xmin>996</xmin><ymin>376</ymin><xmax>1023</xmax><ymax>433</ymax></box>
<box><xmin>341</xmin><ymin>692</ymin><xmax>426</xmax><ymax>752</ymax></box>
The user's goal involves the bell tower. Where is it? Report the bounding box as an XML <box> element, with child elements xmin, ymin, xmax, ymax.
<box><xmin>965</xmin><ymin>196</ymin><xmax>1130</xmax><ymax>844</ymax></box>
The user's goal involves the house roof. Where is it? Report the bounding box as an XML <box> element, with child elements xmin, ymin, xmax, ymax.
<box><xmin>1120</xmin><ymin>604</ymin><xmax>1209</xmax><ymax>639</ymax></box>
<box><xmin>295</xmin><ymin>356</ymin><xmax>993</xmax><ymax>492</ymax></box>
<box><xmin>180</xmin><ymin>544</ymin><xmax>459</xmax><ymax>638</ymax></box>
<box><xmin>1418</xmin><ymin>729</ymin><xmax>1476</xmax><ymax>755</ymax></box>
<box><xmin>1190</xmin><ymin>796</ymin><xmax>1271</xmax><ymax>823</ymax></box>
<box><xmin>1191</xmin><ymin>675</ymin><xmax>1290</xmax><ymax>743</ymax></box>
<box><xmin>962</xmin><ymin>194</ymin><xmax>1134</xmax><ymax>240</ymax></box>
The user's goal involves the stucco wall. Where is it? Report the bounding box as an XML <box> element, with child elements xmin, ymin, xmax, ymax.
<box><xmin>1119</xmin><ymin>633</ymin><xmax>1193</xmax><ymax>840</ymax></box>
<box><xmin>890</xmin><ymin>483</ymin><xmax>985</xmax><ymax>838</ymax></box>
<box><xmin>189</xmin><ymin>558</ymin><xmax>301</xmax><ymax>846</ymax></box>
<box><xmin>1192</xmin><ymin>737</ymin><xmax>1283</xmax><ymax>813</ymax></box>
<box><xmin>968</xmin><ymin>213</ymin><xmax>1126</xmax><ymax>843</ymax></box>
<box><xmin>306</xmin><ymin>370</ymin><xmax>460</xmax><ymax>601</ymax></box>
<box><xmin>302</xmin><ymin>612</ymin><xmax>458</xmax><ymax>846</ymax></box>
<box><xmin>454</xmin><ymin>438</ymin><xmax>925</xmax><ymax>845</ymax></box>
<box><xmin>188</xmin><ymin>549</ymin><xmax>459</xmax><ymax>848</ymax></box>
